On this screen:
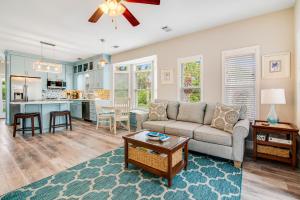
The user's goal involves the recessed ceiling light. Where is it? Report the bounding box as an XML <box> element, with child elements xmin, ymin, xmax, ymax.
<box><xmin>77</xmin><ymin>58</ymin><xmax>82</xmax><ymax>61</ymax></box>
<box><xmin>112</xmin><ymin>45</ymin><xmax>120</xmax><ymax>49</ymax></box>
<box><xmin>162</xmin><ymin>26</ymin><xmax>172</xmax><ymax>32</ymax></box>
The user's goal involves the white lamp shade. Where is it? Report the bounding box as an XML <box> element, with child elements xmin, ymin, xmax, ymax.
<box><xmin>261</xmin><ymin>89</ymin><xmax>286</xmax><ymax>105</ymax></box>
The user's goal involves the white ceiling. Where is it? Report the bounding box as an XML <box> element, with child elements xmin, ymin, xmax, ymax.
<box><xmin>0</xmin><ymin>0</ymin><xmax>295</xmax><ymax>62</ymax></box>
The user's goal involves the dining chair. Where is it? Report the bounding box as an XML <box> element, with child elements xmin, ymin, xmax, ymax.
<box><xmin>95</xmin><ymin>98</ymin><xmax>114</xmax><ymax>132</ymax></box>
<box><xmin>113</xmin><ymin>98</ymin><xmax>131</xmax><ymax>135</ymax></box>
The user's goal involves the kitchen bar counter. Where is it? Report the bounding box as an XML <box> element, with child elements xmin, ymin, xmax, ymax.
<box><xmin>9</xmin><ymin>101</ymin><xmax>71</xmax><ymax>132</ymax></box>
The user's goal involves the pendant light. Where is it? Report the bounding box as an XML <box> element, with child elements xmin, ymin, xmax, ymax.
<box><xmin>32</xmin><ymin>41</ymin><xmax>62</xmax><ymax>73</ymax></box>
<box><xmin>98</xmin><ymin>39</ymin><xmax>108</xmax><ymax>67</ymax></box>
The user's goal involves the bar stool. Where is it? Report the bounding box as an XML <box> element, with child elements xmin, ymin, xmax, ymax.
<box><xmin>49</xmin><ymin>110</ymin><xmax>72</xmax><ymax>133</ymax></box>
<box><xmin>13</xmin><ymin>112</ymin><xmax>42</xmax><ymax>137</ymax></box>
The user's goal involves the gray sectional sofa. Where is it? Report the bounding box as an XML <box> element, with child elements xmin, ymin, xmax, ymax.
<box><xmin>136</xmin><ymin>100</ymin><xmax>250</xmax><ymax>167</ymax></box>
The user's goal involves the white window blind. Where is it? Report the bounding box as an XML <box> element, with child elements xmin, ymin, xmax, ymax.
<box><xmin>222</xmin><ymin>47</ymin><xmax>259</xmax><ymax>121</ymax></box>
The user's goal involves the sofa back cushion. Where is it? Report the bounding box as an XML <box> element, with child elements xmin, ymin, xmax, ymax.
<box><xmin>155</xmin><ymin>99</ymin><xmax>179</xmax><ymax>120</ymax></box>
<box><xmin>203</xmin><ymin>103</ymin><xmax>216</xmax><ymax>125</ymax></box>
<box><xmin>204</xmin><ymin>103</ymin><xmax>247</xmax><ymax>125</ymax></box>
<box><xmin>177</xmin><ymin>102</ymin><xmax>207</xmax><ymax>124</ymax></box>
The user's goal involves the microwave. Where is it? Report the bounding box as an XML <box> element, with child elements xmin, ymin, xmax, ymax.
<box><xmin>47</xmin><ymin>80</ymin><xmax>66</xmax><ymax>89</ymax></box>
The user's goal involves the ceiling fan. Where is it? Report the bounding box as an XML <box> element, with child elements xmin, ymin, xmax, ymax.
<box><xmin>88</xmin><ymin>0</ymin><xmax>160</xmax><ymax>27</ymax></box>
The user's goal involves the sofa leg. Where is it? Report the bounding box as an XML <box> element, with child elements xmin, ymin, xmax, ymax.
<box><xmin>234</xmin><ymin>161</ymin><xmax>242</xmax><ymax>168</ymax></box>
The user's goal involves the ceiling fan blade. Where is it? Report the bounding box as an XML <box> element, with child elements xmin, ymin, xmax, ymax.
<box><xmin>125</xmin><ymin>0</ymin><xmax>160</xmax><ymax>5</ymax></box>
<box><xmin>122</xmin><ymin>5</ymin><xmax>140</xmax><ymax>27</ymax></box>
<box><xmin>88</xmin><ymin>8</ymin><xmax>104</xmax><ymax>23</ymax></box>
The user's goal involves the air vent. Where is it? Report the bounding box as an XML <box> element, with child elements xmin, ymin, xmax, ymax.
<box><xmin>112</xmin><ymin>45</ymin><xmax>120</xmax><ymax>49</ymax></box>
<box><xmin>162</xmin><ymin>26</ymin><xmax>172</xmax><ymax>32</ymax></box>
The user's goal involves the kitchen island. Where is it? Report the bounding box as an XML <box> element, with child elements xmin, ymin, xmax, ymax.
<box><xmin>9</xmin><ymin>101</ymin><xmax>71</xmax><ymax>132</ymax></box>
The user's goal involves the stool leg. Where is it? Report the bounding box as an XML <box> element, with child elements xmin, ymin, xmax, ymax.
<box><xmin>13</xmin><ymin>116</ymin><xmax>17</xmax><ymax>137</ymax></box>
<box><xmin>49</xmin><ymin>113</ymin><xmax>52</xmax><ymax>133</ymax></box>
<box><xmin>53</xmin><ymin>116</ymin><xmax>56</xmax><ymax>133</ymax></box>
<box><xmin>69</xmin><ymin>113</ymin><xmax>72</xmax><ymax>131</ymax></box>
<box><xmin>22</xmin><ymin>118</ymin><xmax>25</xmax><ymax>135</ymax></box>
<box><xmin>65</xmin><ymin>114</ymin><xmax>68</xmax><ymax>130</ymax></box>
<box><xmin>38</xmin><ymin>114</ymin><xmax>42</xmax><ymax>134</ymax></box>
<box><xmin>31</xmin><ymin>116</ymin><xmax>35</xmax><ymax>137</ymax></box>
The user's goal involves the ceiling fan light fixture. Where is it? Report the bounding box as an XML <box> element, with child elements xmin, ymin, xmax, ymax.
<box><xmin>100</xmin><ymin>0</ymin><xmax>125</xmax><ymax>17</ymax></box>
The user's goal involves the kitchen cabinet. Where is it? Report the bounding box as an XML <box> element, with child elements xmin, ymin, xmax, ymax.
<box><xmin>70</xmin><ymin>101</ymin><xmax>82</xmax><ymax>118</ymax></box>
<box><xmin>47</xmin><ymin>64</ymin><xmax>66</xmax><ymax>81</ymax></box>
<box><xmin>10</xmin><ymin>55</ymin><xmax>25</xmax><ymax>76</ymax></box>
<box><xmin>66</xmin><ymin>65</ymin><xmax>73</xmax><ymax>90</ymax></box>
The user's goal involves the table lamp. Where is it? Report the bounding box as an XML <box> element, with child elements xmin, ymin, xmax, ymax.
<box><xmin>261</xmin><ymin>89</ymin><xmax>286</xmax><ymax>124</ymax></box>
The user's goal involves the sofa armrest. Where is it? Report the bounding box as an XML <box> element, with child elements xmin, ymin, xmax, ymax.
<box><xmin>135</xmin><ymin>111</ymin><xmax>149</xmax><ymax>131</ymax></box>
<box><xmin>232</xmin><ymin>119</ymin><xmax>250</xmax><ymax>162</ymax></box>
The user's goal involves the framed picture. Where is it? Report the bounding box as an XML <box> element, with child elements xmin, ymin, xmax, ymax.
<box><xmin>161</xmin><ymin>69</ymin><xmax>174</xmax><ymax>84</ymax></box>
<box><xmin>262</xmin><ymin>52</ymin><xmax>290</xmax><ymax>79</ymax></box>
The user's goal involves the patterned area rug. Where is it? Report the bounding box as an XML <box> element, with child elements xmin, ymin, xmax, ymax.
<box><xmin>1</xmin><ymin>148</ymin><xmax>242</xmax><ymax>200</ymax></box>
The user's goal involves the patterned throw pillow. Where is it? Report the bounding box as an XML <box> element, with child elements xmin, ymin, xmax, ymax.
<box><xmin>149</xmin><ymin>103</ymin><xmax>168</xmax><ymax>121</ymax></box>
<box><xmin>211</xmin><ymin>103</ymin><xmax>241</xmax><ymax>133</ymax></box>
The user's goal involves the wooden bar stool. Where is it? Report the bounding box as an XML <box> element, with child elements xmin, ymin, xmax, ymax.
<box><xmin>13</xmin><ymin>112</ymin><xmax>42</xmax><ymax>137</ymax></box>
<box><xmin>49</xmin><ymin>110</ymin><xmax>72</xmax><ymax>133</ymax></box>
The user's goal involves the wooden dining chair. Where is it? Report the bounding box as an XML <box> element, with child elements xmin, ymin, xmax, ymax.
<box><xmin>113</xmin><ymin>98</ymin><xmax>131</xmax><ymax>135</ymax></box>
<box><xmin>95</xmin><ymin>99</ymin><xmax>114</xmax><ymax>132</ymax></box>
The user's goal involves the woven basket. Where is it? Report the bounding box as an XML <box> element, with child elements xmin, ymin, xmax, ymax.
<box><xmin>257</xmin><ymin>145</ymin><xmax>290</xmax><ymax>158</ymax></box>
<box><xmin>128</xmin><ymin>146</ymin><xmax>182</xmax><ymax>172</ymax></box>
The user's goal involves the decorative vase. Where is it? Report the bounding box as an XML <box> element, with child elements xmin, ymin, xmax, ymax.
<box><xmin>267</xmin><ymin>104</ymin><xmax>278</xmax><ymax>124</ymax></box>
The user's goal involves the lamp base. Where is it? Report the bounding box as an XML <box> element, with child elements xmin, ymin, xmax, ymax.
<box><xmin>267</xmin><ymin>104</ymin><xmax>278</xmax><ymax>124</ymax></box>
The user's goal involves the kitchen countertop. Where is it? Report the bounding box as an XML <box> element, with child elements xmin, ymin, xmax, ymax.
<box><xmin>10</xmin><ymin>100</ymin><xmax>71</xmax><ymax>105</ymax></box>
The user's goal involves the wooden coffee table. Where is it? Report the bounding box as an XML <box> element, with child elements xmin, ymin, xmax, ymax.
<box><xmin>123</xmin><ymin>131</ymin><xmax>189</xmax><ymax>187</ymax></box>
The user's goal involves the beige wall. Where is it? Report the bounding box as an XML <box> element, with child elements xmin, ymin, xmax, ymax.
<box><xmin>295</xmin><ymin>1</ymin><xmax>300</xmax><ymax>127</ymax></box>
<box><xmin>112</xmin><ymin>9</ymin><xmax>295</xmax><ymax>122</ymax></box>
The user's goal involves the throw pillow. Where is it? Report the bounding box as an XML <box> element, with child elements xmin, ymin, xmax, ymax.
<box><xmin>155</xmin><ymin>99</ymin><xmax>179</xmax><ymax>120</ymax></box>
<box><xmin>149</xmin><ymin>103</ymin><xmax>168</xmax><ymax>121</ymax></box>
<box><xmin>211</xmin><ymin>103</ymin><xmax>241</xmax><ymax>133</ymax></box>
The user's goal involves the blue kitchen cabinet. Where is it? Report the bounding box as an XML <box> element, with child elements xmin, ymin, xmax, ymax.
<box><xmin>10</xmin><ymin>55</ymin><xmax>25</xmax><ymax>76</ymax></box>
<box><xmin>70</xmin><ymin>101</ymin><xmax>82</xmax><ymax>118</ymax></box>
<box><xmin>66</xmin><ymin>65</ymin><xmax>73</xmax><ymax>89</ymax></box>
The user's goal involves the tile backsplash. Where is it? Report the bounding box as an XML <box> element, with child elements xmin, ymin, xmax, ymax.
<box><xmin>42</xmin><ymin>89</ymin><xmax>66</xmax><ymax>99</ymax></box>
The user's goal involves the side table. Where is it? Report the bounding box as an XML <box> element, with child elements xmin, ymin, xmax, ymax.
<box><xmin>252</xmin><ymin>120</ymin><xmax>299</xmax><ymax>169</ymax></box>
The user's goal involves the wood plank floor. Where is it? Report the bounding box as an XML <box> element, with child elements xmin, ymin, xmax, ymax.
<box><xmin>0</xmin><ymin>119</ymin><xmax>299</xmax><ymax>199</ymax></box>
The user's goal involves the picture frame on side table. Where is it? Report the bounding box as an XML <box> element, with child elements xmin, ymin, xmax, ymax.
<box><xmin>262</xmin><ymin>52</ymin><xmax>290</xmax><ymax>79</ymax></box>
<box><xmin>161</xmin><ymin>69</ymin><xmax>174</xmax><ymax>84</ymax></box>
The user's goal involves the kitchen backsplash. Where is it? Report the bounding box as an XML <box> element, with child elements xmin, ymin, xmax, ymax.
<box><xmin>42</xmin><ymin>89</ymin><xmax>67</xmax><ymax>99</ymax></box>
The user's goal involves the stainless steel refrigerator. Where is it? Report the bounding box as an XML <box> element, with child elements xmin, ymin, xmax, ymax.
<box><xmin>11</xmin><ymin>76</ymin><xmax>42</xmax><ymax>101</ymax></box>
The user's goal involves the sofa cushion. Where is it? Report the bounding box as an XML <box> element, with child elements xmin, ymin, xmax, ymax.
<box><xmin>177</xmin><ymin>102</ymin><xmax>207</xmax><ymax>124</ymax></box>
<box><xmin>203</xmin><ymin>103</ymin><xmax>216</xmax><ymax>125</ymax></box>
<box><xmin>155</xmin><ymin>99</ymin><xmax>179</xmax><ymax>120</ymax></box>
<box><xmin>211</xmin><ymin>103</ymin><xmax>241</xmax><ymax>133</ymax></box>
<box><xmin>142</xmin><ymin>120</ymin><xmax>176</xmax><ymax>133</ymax></box>
<box><xmin>194</xmin><ymin>125</ymin><xmax>232</xmax><ymax>147</ymax></box>
<box><xmin>165</xmin><ymin>121</ymin><xmax>202</xmax><ymax>138</ymax></box>
<box><xmin>149</xmin><ymin>102</ymin><xmax>168</xmax><ymax>121</ymax></box>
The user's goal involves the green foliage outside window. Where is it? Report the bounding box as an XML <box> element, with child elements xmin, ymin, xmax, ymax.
<box><xmin>182</xmin><ymin>61</ymin><xmax>201</xmax><ymax>102</ymax></box>
<box><xmin>2</xmin><ymin>80</ymin><xmax>6</xmax><ymax>112</ymax></box>
<box><xmin>136</xmin><ymin>71</ymin><xmax>151</xmax><ymax>108</ymax></box>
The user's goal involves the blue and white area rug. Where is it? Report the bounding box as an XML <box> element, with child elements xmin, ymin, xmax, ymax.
<box><xmin>1</xmin><ymin>148</ymin><xmax>242</xmax><ymax>200</ymax></box>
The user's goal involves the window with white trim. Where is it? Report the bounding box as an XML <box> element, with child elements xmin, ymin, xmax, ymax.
<box><xmin>222</xmin><ymin>46</ymin><xmax>260</xmax><ymax>121</ymax></box>
<box><xmin>113</xmin><ymin>56</ymin><xmax>157</xmax><ymax>109</ymax></box>
<box><xmin>178</xmin><ymin>56</ymin><xmax>203</xmax><ymax>102</ymax></box>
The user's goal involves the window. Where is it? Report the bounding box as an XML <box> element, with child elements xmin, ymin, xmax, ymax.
<box><xmin>222</xmin><ymin>46</ymin><xmax>260</xmax><ymax>121</ymax></box>
<box><xmin>134</xmin><ymin>62</ymin><xmax>153</xmax><ymax>108</ymax></box>
<box><xmin>114</xmin><ymin>65</ymin><xmax>130</xmax><ymax>103</ymax></box>
<box><xmin>113</xmin><ymin>56</ymin><xmax>157</xmax><ymax>109</ymax></box>
<box><xmin>178</xmin><ymin>56</ymin><xmax>203</xmax><ymax>102</ymax></box>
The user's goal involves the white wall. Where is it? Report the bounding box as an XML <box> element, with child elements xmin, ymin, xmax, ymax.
<box><xmin>112</xmin><ymin>9</ymin><xmax>295</xmax><ymax>123</ymax></box>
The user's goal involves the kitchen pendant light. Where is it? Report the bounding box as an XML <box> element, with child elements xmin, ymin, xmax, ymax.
<box><xmin>98</xmin><ymin>39</ymin><xmax>108</xmax><ymax>67</ymax></box>
<box><xmin>33</xmin><ymin>41</ymin><xmax>62</xmax><ymax>73</ymax></box>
